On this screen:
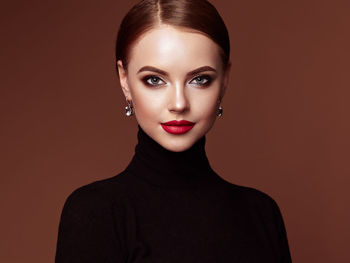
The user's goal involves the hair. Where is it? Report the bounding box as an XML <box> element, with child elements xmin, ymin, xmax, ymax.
<box><xmin>115</xmin><ymin>0</ymin><xmax>230</xmax><ymax>71</ymax></box>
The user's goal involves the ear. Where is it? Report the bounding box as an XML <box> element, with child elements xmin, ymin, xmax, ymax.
<box><xmin>220</xmin><ymin>61</ymin><xmax>231</xmax><ymax>101</ymax></box>
<box><xmin>117</xmin><ymin>60</ymin><xmax>132</xmax><ymax>100</ymax></box>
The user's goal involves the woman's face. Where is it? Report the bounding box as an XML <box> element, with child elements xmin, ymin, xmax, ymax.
<box><xmin>118</xmin><ymin>25</ymin><xmax>230</xmax><ymax>152</ymax></box>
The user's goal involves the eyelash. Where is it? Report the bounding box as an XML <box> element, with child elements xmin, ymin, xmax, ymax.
<box><xmin>142</xmin><ymin>75</ymin><xmax>165</xmax><ymax>86</ymax></box>
<box><xmin>190</xmin><ymin>75</ymin><xmax>212</xmax><ymax>86</ymax></box>
<box><xmin>141</xmin><ymin>75</ymin><xmax>212</xmax><ymax>87</ymax></box>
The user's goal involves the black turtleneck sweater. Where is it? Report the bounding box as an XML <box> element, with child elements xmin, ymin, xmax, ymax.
<box><xmin>55</xmin><ymin>127</ymin><xmax>292</xmax><ymax>263</ymax></box>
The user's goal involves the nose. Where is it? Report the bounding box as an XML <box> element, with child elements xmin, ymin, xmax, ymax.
<box><xmin>168</xmin><ymin>82</ymin><xmax>189</xmax><ymax>113</ymax></box>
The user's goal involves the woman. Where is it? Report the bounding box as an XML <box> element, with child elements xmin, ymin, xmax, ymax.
<box><xmin>55</xmin><ymin>0</ymin><xmax>292</xmax><ymax>262</ymax></box>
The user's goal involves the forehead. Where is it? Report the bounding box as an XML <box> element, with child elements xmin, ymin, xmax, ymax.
<box><xmin>127</xmin><ymin>25</ymin><xmax>223</xmax><ymax>73</ymax></box>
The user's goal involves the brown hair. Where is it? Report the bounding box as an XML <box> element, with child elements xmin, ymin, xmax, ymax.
<box><xmin>115</xmin><ymin>0</ymin><xmax>230</xmax><ymax>70</ymax></box>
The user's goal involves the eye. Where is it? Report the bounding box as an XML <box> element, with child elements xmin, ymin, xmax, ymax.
<box><xmin>189</xmin><ymin>75</ymin><xmax>212</xmax><ymax>86</ymax></box>
<box><xmin>142</xmin><ymin>75</ymin><xmax>165</xmax><ymax>86</ymax></box>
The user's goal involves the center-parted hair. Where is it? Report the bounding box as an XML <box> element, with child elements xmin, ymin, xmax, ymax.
<box><xmin>116</xmin><ymin>0</ymin><xmax>230</xmax><ymax>71</ymax></box>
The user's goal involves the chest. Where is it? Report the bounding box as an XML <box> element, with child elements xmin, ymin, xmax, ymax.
<box><xmin>116</xmin><ymin>188</ymin><xmax>280</xmax><ymax>263</ymax></box>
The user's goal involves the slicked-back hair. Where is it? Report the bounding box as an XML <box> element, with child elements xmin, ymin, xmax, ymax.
<box><xmin>116</xmin><ymin>0</ymin><xmax>230</xmax><ymax>71</ymax></box>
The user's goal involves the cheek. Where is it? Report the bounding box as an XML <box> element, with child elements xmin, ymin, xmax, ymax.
<box><xmin>129</xmin><ymin>84</ymin><xmax>165</xmax><ymax>123</ymax></box>
<box><xmin>190</xmin><ymin>89</ymin><xmax>220</xmax><ymax>120</ymax></box>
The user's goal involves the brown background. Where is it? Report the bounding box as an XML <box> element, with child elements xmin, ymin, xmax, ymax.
<box><xmin>1</xmin><ymin>0</ymin><xmax>349</xmax><ymax>262</ymax></box>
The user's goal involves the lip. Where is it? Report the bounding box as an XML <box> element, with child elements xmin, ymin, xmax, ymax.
<box><xmin>161</xmin><ymin>120</ymin><xmax>195</xmax><ymax>135</ymax></box>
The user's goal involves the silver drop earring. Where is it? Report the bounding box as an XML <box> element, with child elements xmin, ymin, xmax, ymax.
<box><xmin>217</xmin><ymin>105</ymin><xmax>223</xmax><ymax>117</ymax></box>
<box><xmin>125</xmin><ymin>99</ymin><xmax>134</xmax><ymax>117</ymax></box>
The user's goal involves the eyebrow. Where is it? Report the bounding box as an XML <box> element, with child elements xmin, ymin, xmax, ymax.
<box><xmin>137</xmin><ymin>65</ymin><xmax>217</xmax><ymax>77</ymax></box>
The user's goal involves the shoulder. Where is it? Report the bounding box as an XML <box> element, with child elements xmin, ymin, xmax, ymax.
<box><xmin>228</xmin><ymin>184</ymin><xmax>292</xmax><ymax>260</ymax></box>
<box><xmin>226</xmin><ymin>184</ymin><xmax>292</xmax><ymax>261</ymax></box>
<box><xmin>222</xmin><ymin>181</ymin><xmax>283</xmax><ymax>217</ymax></box>
<box><xmin>223</xmin><ymin>183</ymin><xmax>288</xmax><ymax>236</ymax></box>
<box><xmin>238</xmin><ymin>185</ymin><xmax>278</xmax><ymax>207</ymax></box>
<box><xmin>60</xmin><ymin>172</ymin><xmax>132</xmax><ymax>218</ymax></box>
<box><xmin>235</xmin><ymin>184</ymin><xmax>287</xmax><ymax>227</ymax></box>
<box><xmin>56</xmin><ymin>174</ymin><xmax>130</xmax><ymax>261</ymax></box>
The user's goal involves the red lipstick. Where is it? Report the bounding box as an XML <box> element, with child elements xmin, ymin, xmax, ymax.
<box><xmin>161</xmin><ymin>120</ymin><xmax>195</xmax><ymax>135</ymax></box>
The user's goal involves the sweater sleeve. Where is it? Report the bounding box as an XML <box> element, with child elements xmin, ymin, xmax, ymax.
<box><xmin>269</xmin><ymin>197</ymin><xmax>293</xmax><ymax>263</ymax></box>
<box><xmin>55</xmin><ymin>186</ymin><xmax>126</xmax><ymax>263</ymax></box>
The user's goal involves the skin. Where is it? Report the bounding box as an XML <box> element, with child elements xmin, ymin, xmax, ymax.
<box><xmin>118</xmin><ymin>24</ymin><xmax>230</xmax><ymax>152</ymax></box>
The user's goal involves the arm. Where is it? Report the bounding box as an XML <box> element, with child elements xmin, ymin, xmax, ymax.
<box><xmin>269</xmin><ymin>198</ymin><xmax>293</xmax><ymax>263</ymax></box>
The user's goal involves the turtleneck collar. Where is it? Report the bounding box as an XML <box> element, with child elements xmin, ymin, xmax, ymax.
<box><xmin>125</xmin><ymin>126</ymin><xmax>219</xmax><ymax>188</ymax></box>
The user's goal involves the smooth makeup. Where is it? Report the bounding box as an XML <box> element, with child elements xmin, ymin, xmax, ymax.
<box><xmin>118</xmin><ymin>25</ymin><xmax>230</xmax><ymax>152</ymax></box>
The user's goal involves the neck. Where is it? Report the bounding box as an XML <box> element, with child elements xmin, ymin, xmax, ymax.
<box><xmin>125</xmin><ymin>126</ymin><xmax>217</xmax><ymax>187</ymax></box>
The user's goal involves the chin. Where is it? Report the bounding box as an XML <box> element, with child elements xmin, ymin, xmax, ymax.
<box><xmin>159</xmin><ymin>136</ymin><xmax>198</xmax><ymax>152</ymax></box>
<box><xmin>162</xmin><ymin>143</ymin><xmax>193</xmax><ymax>152</ymax></box>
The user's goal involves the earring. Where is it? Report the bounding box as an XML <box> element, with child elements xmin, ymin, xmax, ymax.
<box><xmin>217</xmin><ymin>105</ymin><xmax>223</xmax><ymax>117</ymax></box>
<box><xmin>125</xmin><ymin>99</ymin><xmax>134</xmax><ymax>116</ymax></box>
